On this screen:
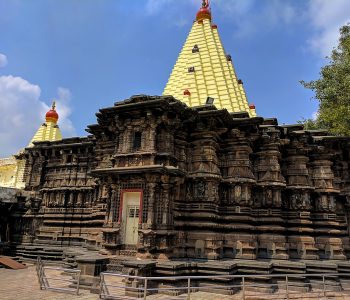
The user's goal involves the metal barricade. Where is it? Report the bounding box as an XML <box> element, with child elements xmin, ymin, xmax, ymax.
<box><xmin>99</xmin><ymin>271</ymin><xmax>350</xmax><ymax>300</ymax></box>
<box><xmin>36</xmin><ymin>256</ymin><xmax>47</xmax><ymax>290</ymax></box>
<box><xmin>36</xmin><ymin>256</ymin><xmax>81</xmax><ymax>295</ymax></box>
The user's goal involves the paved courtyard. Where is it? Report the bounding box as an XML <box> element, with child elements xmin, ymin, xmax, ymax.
<box><xmin>0</xmin><ymin>265</ymin><xmax>97</xmax><ymax>300</ymax></box>
<box><xmin>2</xmin><ymin>264</ymin><xmax>350</xmax><ymax>299</ymax></box>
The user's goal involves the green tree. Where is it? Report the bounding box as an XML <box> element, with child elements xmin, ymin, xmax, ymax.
<box><xmin>301</xmin><ymin>24</ymin><xmax>350</xmax><ymax>135</ymax></box>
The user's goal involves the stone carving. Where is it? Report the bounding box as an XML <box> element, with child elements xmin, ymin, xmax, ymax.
<box><xmin>194</xmin><ymin>180</ymin><xmax>206</xmax><ymax>199</ymax></box>
<box><xmin>5</xmin><ymin>95</ymin><xmax>350</xmax><ymax>262</ymax></box>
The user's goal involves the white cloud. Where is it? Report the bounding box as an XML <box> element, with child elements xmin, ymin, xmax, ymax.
<box><xmin>0</xmin><ymin>53</ymin><xmax>7</xmax><ymax>68</ymax></box>
<box><xmin>307</xmin><ymin>0</ymin><xmax>350</xmax><ymax>57</ymax></box>
<box><xmin>0</xmin><ymin>75</ymin><xmax>44</xmax><ymax>156</ymax></box>
<box><xmin>0</xmin><ymin>75</ymin><xmax>75</xmax><ymax>157</ymax></box>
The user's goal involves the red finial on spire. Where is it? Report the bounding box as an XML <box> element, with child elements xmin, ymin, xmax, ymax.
<box><xmin>45</xmin><ymin>101</ymin><xmax>59</xmax><ymax>123</ymax></box>
<box><xmin>197</xmin><ymin>0</ymin><xmax>211</xmax><ymax>22</ymax></box>
<box><xmin>202</xmin><ymin>0</ymin><xmax>209</xmax><ymax>8</ymax></box>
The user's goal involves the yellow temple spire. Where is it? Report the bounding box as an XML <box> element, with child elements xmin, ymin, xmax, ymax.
<box><xmin>28</xmin><ymin>100</ymin><xmax>62</xmax><ymax>147</ymax></box>
<box><xmin>163</xmin><ymin>0</ymin><xmax>257</xmax><ymax>117</ymax></box>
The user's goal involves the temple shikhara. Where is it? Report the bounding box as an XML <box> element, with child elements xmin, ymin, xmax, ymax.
<box><xmin>163</xmin><ymin>1</ymin><xmax>256</xmax><ymax>117</ymax></box>
<box><xmin>1</xmin><ymin>0</ymin><xmax>350</xmax><ymax>293</ymax></box>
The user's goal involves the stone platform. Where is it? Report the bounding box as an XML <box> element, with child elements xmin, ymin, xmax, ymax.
<box><xmin>102</xmin><ymin>257</ymin><xmax>350</xmax><ymax>296</ymax></box>
<box><xmin>107</xmin><ymin>256</ymin><xmax>350</xmax><ymax>276</ymax></box>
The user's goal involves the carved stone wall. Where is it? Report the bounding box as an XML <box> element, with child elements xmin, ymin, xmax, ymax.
<box><xmin>11</xmin><ymin>95</ymin><xmax>350</xmax><ymax>261</ymax></box>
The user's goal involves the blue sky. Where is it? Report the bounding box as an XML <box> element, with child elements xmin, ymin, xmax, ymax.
<box><xmin>1</xmin><ymin>0</ymin><xmax>350</xmax><ymax>157</ymax></box>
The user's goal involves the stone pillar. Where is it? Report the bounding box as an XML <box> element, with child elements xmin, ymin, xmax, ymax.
<box><xmin>254</xmin><ymin>128</ymin><xmax>286</xmax><ymax>259</ymax></box>
<box><xmin>310</xmin><ymin>148</ymin><xmax>345</xmax><ymax>260</ymax></box>
<box><xmin>282</xmin><ymin>137</ymin><xmax>316</xmax><ymax>259</ymax></box>
<box><xmin>175</xmin><ymin>132</ymin><xmax>187</xmax><ymax>171</ymax></box>
<box><xmin>25</xmin><ymin>154</ymin><xmax>35</xmax><ymax>187</ymax></box>
<box><xmin>42</xmin><ymin>192</ymin><xmax>48</xmax><ymax>207</ymax></box>
<box><xmin>161</xmin><ymin>184</ymin><xmax>170</xmax><ymax>226</ymax></box>
<box><xmin>106</xmin><ymin>187</ymin><xmax>116</xmax><ymax>225</ymax></box>
<box><xmin>146</xmin><ymin>182</ymin><xmax>156</xmax><ymax>227</ymax></box>
<box><xmin>189</xmin><ymin>131</ymin><xmax>220</xmax><ymax>177</ymax></box>
<box><xmin>60</xmin><ymin>192</ymin><xmax>65</xmax><ymax>206</ymax></box>
<box><xmin>77</xmin><ymin>192</ymin><xmax>83</xmax><ymax>206</ymax></box>
<box><xmin>122</xmin><ymin>126</ymin><xmax>132</xmax><ymax>153</ymax></box>
<box><xmin>148</xmin><ymin>124</ymin><xmax>157</xmax><ymax>152</ymax></box>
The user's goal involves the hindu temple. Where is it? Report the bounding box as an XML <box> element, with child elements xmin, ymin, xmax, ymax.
<box><xmin>1</xmin><ymin>0</ymin><xmax>350</xmax><ymax>291</ymax></box>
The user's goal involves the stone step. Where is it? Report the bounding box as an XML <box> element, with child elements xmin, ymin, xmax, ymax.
<box><xmin>15</xmin><ymin>256</ymin><xmax>62</xmax><ymax>265</ymax></box>
<box><xmin>42</xmin><ymin>219</ymin><xmax>104</xmax><ymax>225</ymax></box>
<box><xmin>9</xmin><ymin>256</ymin><xmax>22</xmax><ymax>262</ymax></box>
<box><xmin>13</xmin><ymin>247</ymin><xmax>63</xmax><ymax>255</ymax></box>
<box><xmin>34</xmin><ymin>239</ymin><xmax>85</xmax><ymax>247</ymax></box>
<box><xmin>9</xmin><ymin>243</ymin><xmax>65</xmax><ymax>263</ymax></box>
<box><xmin>38</xmin><ymin>226</ymin><xmax>102</xmax><ymax>233</ymax></box>
<box><xmin>14</xmin><ymin>251</ymin><xmax>63</xmax><ymax>260</ymax></box>
<box><xmin>13</xmin><ymin>245</ymin><xmax>64</xmax><ymax>253</ymax></box>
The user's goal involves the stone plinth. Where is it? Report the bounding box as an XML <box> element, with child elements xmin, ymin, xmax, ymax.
<box><xmin>76</xmin><ymin>254</ymin><xmax>109</xmax><ymax>292</ymax></box>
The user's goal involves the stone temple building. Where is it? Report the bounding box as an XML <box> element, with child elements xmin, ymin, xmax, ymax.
<box><xmin>2</xmin><ymin>0</ymin><xmax>350</xmax><ymax>279</ymax></box>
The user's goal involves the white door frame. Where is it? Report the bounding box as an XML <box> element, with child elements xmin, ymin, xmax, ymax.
<box><xmin>119</xmin><ymin>189</ymin><xmax>143</xmax><ymax>245</ymax></box>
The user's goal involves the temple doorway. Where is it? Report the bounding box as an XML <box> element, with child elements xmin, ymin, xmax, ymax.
<box><xmin>121</xmin><ymin>191</ymin><xmax>141</xmax><ymax>245</ymax></box>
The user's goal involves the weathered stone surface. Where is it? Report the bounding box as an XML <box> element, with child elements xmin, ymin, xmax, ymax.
<box><xmin>2</xmin><ymin>95</ymin><xmax>350</xmax><ymax>265</ymax></box>
<box><xmin>0</xmin><ymin>187</ymin><xmax>20</xmax><ymax>203</ymax></box>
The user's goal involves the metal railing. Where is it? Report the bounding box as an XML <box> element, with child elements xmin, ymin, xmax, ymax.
<box><xmin>36</xmin><ymin>256</ymin><xmax>81</xmax><ymax>295</ymax></box>
<box><xmin>99</xmin><ymin>271</ymin><xmax>350</xmax><ymax>300</ymax></box>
